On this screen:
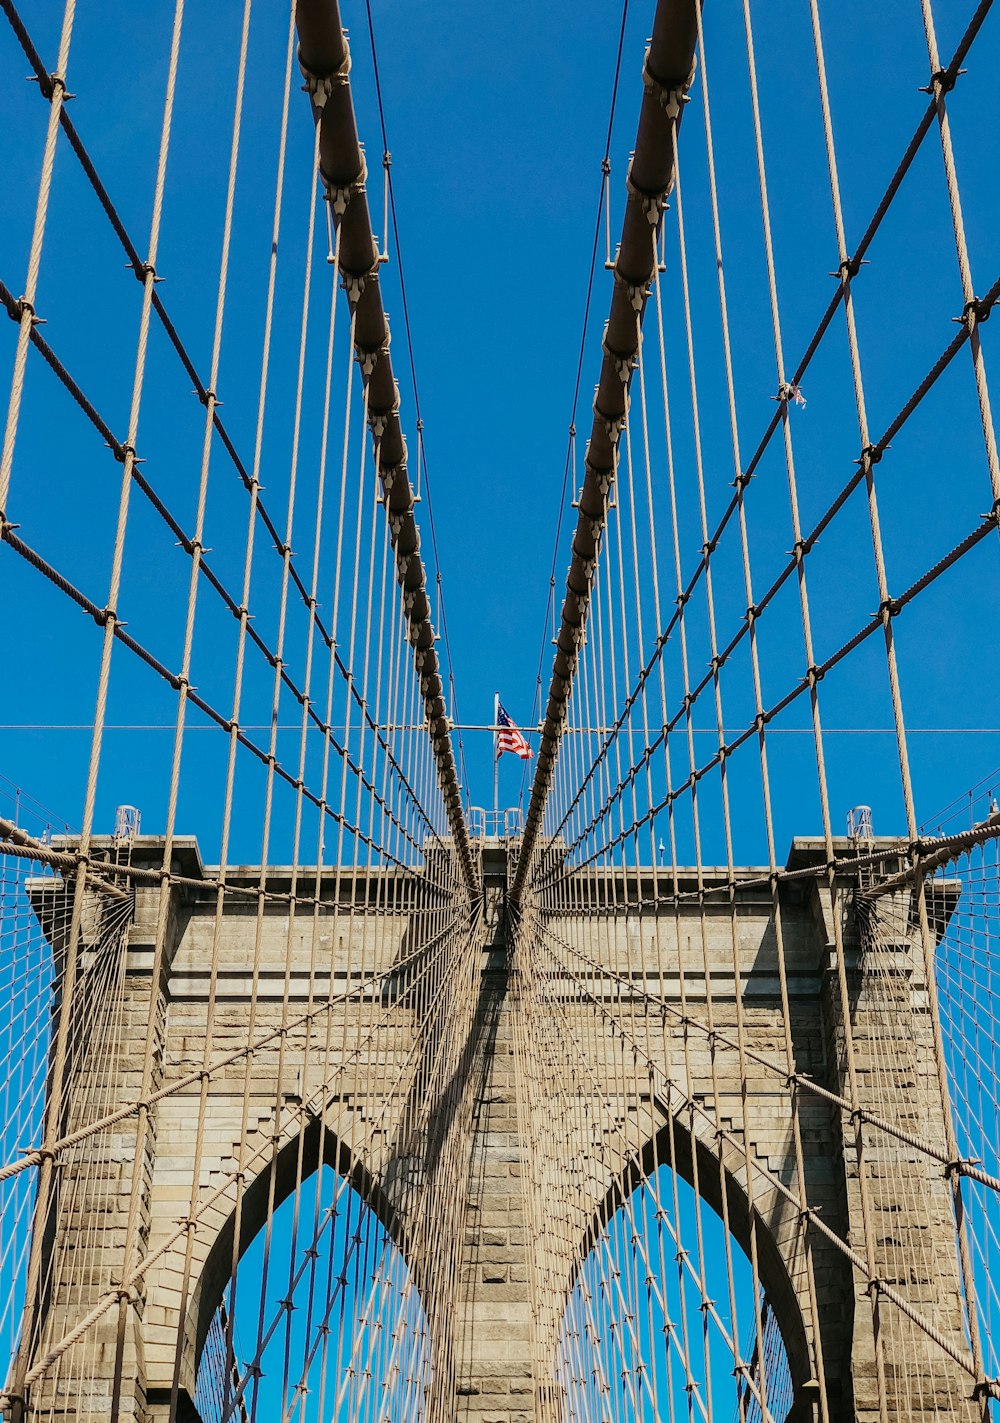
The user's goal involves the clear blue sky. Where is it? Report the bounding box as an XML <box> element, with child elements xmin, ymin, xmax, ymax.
<box><xmin>1</xmin><ymin>0</ymin><xmax>998</xmax><ymax>861</ymax></box>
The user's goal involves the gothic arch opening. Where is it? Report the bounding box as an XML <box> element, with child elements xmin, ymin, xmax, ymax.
<box><xmin>192</xmin><ymin>1148</ymin><xmax>432</xmax><ymax>1423</ymax></box>
<box><xmin>559</xmin><ymin>1158</ymin><xmax>796</xmax><ymax>1423</ymax></box>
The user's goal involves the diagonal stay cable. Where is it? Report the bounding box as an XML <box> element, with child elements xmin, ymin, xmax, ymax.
<box><xmin>360</xmin><ymin>0</ymin><xmax>472</xmax><ymax>804</ymax></box>
<box><xmin>546</xmin><ymin>262</ymin><xmax>1000</xmax><ymax>868</ymax></box>
<box><xmin>531</xmin><ymin>0</ymin><xmax>996</xmax><ymax>866</ymax></box>
<box><xmin>0</xmin><ymin>899</ymin><xmax>472</xmax><ymax>1186</ymax></box>
<box><xmin>0</xmin><ymin>275</ymin><xmax>441</xmax><ymax>852</ymax></box>
<box><xmin>542</xmin><ymin>496</ymin><xmax>1000</xmax><ymax>885</ymax></box>
<box><xmin>521</xmin><ymin>910</ymin><xmax>989</xmax><ymax>1393</ymax></box>
<box><xmin>0</xmin><ymin>519</ymin><xmax>448</xmax><ymax>875</ymax></box>
<box><xmin>0</xmin><ymin>0</ymin><xmax>439</xmax><ymax>852</ymax></box>
<box><xmin>513</xmin><ymin>0</ymin><xmax>702</xmax><ymax>899</ymax></box>
<box><xmin>531</xmin><ymin>907</ymin><xmax>1000</xmax><ymax>1190</ymax></box>
<box><xmin>0</xmin><ymin>0</ymin><xmax>306</xmax><ymax>606</ymax></box>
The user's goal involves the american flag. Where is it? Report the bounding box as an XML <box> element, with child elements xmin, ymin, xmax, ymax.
<box><xmin>496</xmin><ymin>700</ymin><xmax>533</xmax><ymax>760</ymax></box>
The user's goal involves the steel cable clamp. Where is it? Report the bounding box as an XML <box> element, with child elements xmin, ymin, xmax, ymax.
<box><xmin>602</xmin><ymin>322</ymin><xmax>637</xmax><ymax>382</ymax></box>
<box><xmin>299</xmin><ymin>36</ymin><xmax>351</xmax><ymax>110</ymax></box>
<box><xmin>641</xmin><ymin>49</ymin><xmax>694</xmax><ymax>119</ymax></box>
<box><xmin>625</xmin><ymin>157</ymin><xmax>671</xmax><ymax>225</ymax></box>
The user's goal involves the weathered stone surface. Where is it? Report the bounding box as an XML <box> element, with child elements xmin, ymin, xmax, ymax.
<box><xmin>19</xmin><ymin>838</ymin><xmax>976</xmax><ymax>1421</ymax></box>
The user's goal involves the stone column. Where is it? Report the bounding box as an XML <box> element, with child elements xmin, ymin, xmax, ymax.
<box><xmin>821</xmin><ymin>874</ymin><xmax>978</xmax><ymax>1422</ymax></box>
<box><xmin>21</xmin><ymin>857</ymin><xmax>183</xmax><ymax>1423</ymax></box>
<box><xmin>453</xmin><ymin>852</ymin><xmax>536</xmax><ymax>1423</ymax></box>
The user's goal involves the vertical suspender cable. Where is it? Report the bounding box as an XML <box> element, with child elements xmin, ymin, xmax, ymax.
<box><xmin>513</xmin><ymin>0</ymin><xmax>700</xmax><ymax>902</ymax></box>
<box><xmin>295</xmin><ymin>0</ymin><xmax>478</xmax><ymax>900</ymax></box>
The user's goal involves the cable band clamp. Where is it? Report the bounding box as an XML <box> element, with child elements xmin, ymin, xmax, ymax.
<box><xmin>299</xmin><ymin>41</ymin><xmax>351</xmax><ymax>110</ymax></box>
<box><xmin>611</xmin><ymin>262</ymin><xmax>650</xmax><ymax>312</ymax></box>
<box><xmin>340</xmin><ymin>255</ymin><xmax>379</xmax><ymax>305</ymax></box>
<box><xmin>593</xmin><ymin>404</ymin><xmax>626</xmax><ymax>443</ymax></box>
<box><xmin>641</xmin><ymin>49</ymin><xmax>693</xmax><ymax>121</ymax></box>
<box><xmin>324</xmin><ymin>156</ymin><xmax>368</xmax><ymax>217</ymax></box>
<box><xmin>625</xmin><ymin>158</ymin><xmax>671</xmax><ymax>224</ymax></box>
<box><xmin>602</xmin><ymin>328</ymin><xmax>637</xmax><ymax>382</ymax></box>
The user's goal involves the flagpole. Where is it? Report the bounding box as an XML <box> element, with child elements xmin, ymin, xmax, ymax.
<box><xmin>493</xmin><ymin>691</ymin><xmax>499</xmax><ymax>830</ymax></box>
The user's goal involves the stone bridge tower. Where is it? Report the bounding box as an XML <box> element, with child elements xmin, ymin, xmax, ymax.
<box><xmin>15</xmin><ymin>833</ymin><xmax>974</xmax><ymax>1423</ymax></box>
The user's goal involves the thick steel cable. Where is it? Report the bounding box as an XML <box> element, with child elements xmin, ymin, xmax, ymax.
<box><xmin>4</xmin><ymin>0</ymin><xmax>1000</xmax><ymax>1416</ymax></box>
<box><xmin>0</xmin><ymin>274</ymin><xmax>441</xmax><ymax>855</ymax></box>
<box><xmin>0</xmin><ymin>1</ymin><xmax>445</xmax><ymax>858</ymax></box>
<box><xmin>528</xmin><ymin>1</ymin><xmax>998</xmax><ymax>864</ymax></box>
<box><xmin>5</xmin><ymin>0</ymin><xmax>186</xmax><ymax>1408</ymax></box>
<box><xmin>541</xmin><ymin>265</ymin><xmax>1000</xmax><ymax>879</ymax></box>
<box><xmin>515</xmin><ymin>0</ymin><xmax>700</xmax><ymax>899</ymax></box>
<box><xmin>359</xmin><ymin>0</ymin><xmax>472</xmax><ymax>805</ymax></box>
<box><xmin>296</xmin><ymin>0</ymin><xmax>476</xmax><ymax>898</ymax></box>
<box><xmin>520</xmin><ymin>0</ymin><xmax>633</xmax><ymax>810</ymax></box>
<box><xmin>511</xmin><ymin>4</ymin><xmax>1000</xmax><ymax>1416</ymax></box>
<box><xmin>0</xmin><ymin>1</ymin><xmax>478</xmax><ymax>1411</ymax></box>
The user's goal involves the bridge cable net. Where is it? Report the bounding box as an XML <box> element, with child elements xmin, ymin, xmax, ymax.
<box><xmin>0</xmin><ymin>0</ymin><xmax>484</xmax><ymax>1416</ymax></box>
<box><xmin>511</xmin><ymin>0</ymin><xmax>1000</xmax><ymax>1418</ymax></box>
<box><xmin>1</xmin><ymin>0</ymin><xmax>1000</xmax><ymax>1419</ymax></box>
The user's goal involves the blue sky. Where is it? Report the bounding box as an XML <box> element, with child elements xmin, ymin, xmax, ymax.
<box><xmin>2</xmin><ymin>1</ymin><xmax>1000</xmax><ymax>1411</ymax></box>
<box><xmin>1</xmin><ymin>0</ymin><xmax>999</xmax><ymax>863</ymax></box>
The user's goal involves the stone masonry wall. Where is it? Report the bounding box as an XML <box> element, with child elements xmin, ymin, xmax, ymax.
<box><xmin>21</xmin><ymin>839</ymin><xmax>977</xmax><ymax>1422</ymax></box>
